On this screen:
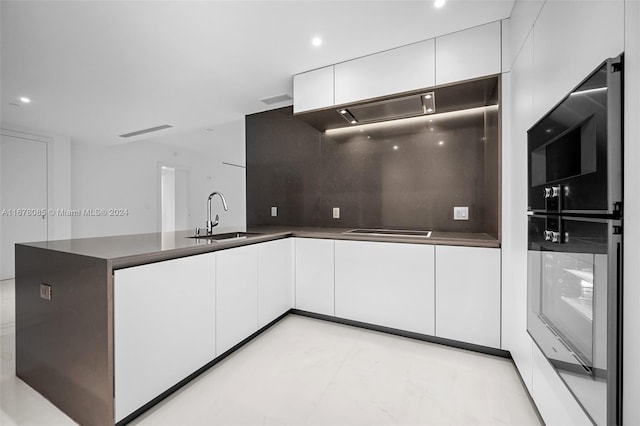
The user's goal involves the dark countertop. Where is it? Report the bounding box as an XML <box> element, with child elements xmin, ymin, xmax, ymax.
<box><xmin>19</xmin><ymin>226</ymin><xmax>499</xmax><ymax>269</ymax></box>
<box><xmin>249</xmin><ymin>226</ymin><xmax>499</xmax><ymax>248</ymax></box>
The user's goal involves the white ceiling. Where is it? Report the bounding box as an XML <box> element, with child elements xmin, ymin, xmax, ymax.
<box><xmin>1</xmin><ymin>0</ymin><xmax>514</xmax><ymax>146</ymax></box>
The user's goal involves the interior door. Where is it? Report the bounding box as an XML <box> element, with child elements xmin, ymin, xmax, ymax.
<box><xmin>0</xmin><ymin>134</ymin><xmax>48</xmax><ymax>279</ymax></box>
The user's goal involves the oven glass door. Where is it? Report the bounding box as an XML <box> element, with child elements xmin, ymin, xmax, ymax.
<box><xmin>527</xmin><ymin>215</ymin><xmax>618</xmax><ymax>425</ymax></box>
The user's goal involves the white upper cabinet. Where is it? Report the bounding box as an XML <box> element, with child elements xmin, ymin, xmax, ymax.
<box><xmin>435</xmin><ymin>245</ymin><xmax>501</xmax><ymax>348</ymax></box>
<box><xmin>435</xmin><ymin>21</ymin><xmax>502</xmax><ymax>85</ymax></box>
<box><xmin>294</xmin><ymin>22</ymin><xmax>504</xmax><ymax>112</ymax></box>
<box><xmin>531</xmin><ymin>0</ymin><xmax>623</xmax><ymax>120</ymax></box>
<box><xmin>293</xmin><ymin>65</ymin><xmax>334</xmax><ymax>114</ymax></box>
<box><xmin>334</xmin><ymin>39</ymin><xmax>436</xmax><ymax>105</ymax></box>
<box><xmin>335</xmin><ymin>240</ymin><xmax>435</xmax><ymax>335</ymax></box>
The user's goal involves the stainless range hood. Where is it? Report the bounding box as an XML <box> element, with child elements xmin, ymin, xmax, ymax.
<box><xmin>296</xmin><ymin>75</ymin><xmax>499</xmax><ymax>131</ymax></box>
<box><xmin>337</xmin><ymin>91</ymin><xmax>435</xmax><ymax>125</ymax></box>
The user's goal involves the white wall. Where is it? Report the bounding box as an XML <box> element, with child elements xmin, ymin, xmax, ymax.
<box><xmin>49</xmin><ymin>131</ymin><xmax>72</xmax><ymax>240</ymax></box>
<box><xmin>501</xmin><ymin>27</ymin><xmax>534</xmax><ymax>389</ymax></box>
<box><xmin>623</xmin><ymin>1</ymin><xmax>640</xmax><ymax>423</ymax></box>
<box><xmin>0</xmin><ymin>121</ymin><xmax>246</xmax><ymax>243</ymax></box>
<box><xmin>70</xmin><ymin>136</ymin><xmax>246</xmax><ymax>239</ymax></box>
<box><xmin>504</xmin><ymin>0</ymin><xmax>637</xmax><ymax>424</ymax></box>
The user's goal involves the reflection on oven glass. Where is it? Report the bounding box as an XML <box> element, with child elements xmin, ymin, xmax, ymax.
<box><xmin>541</xmin><ymin>252</ymin><xmax>595</xmax><ymax>365</ymax></box>
<box><xmin>562</xmin><ymin>267</ymin><xmax>593</xmax><ymax>321</ymax></box>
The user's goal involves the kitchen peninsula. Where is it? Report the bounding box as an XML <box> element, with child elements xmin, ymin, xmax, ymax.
<box><xmin>15</xmin><ymin>227</ymin><xmax>499</xmax><ymax>425</ymax></box>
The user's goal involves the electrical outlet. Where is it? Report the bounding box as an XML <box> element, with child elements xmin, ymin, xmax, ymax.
<box><xmin>454</xmin><ymin>206</ymin><xmax>469</xmax><ymax>220</ymax></box>
<box><xmin>333</xmin><ymin>207</ymin><xmax>340</xmax><ymax>219</ymax></box>
<box><xmin>271</xmin><ymin>206</ymin><xmax>277</xmax><ymax>217</ymax></box>
<box><xmin>40</xmin><ymin>283</ymin><xmax>52</xmax><ymax>300</ymax></box>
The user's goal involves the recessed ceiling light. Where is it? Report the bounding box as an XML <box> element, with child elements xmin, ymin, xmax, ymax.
<box><xmin>393</xmin><ymin>145</ymin><xmax>399</xmax><ymax>150</ymax></box>
<box><xmin>426</xmin><ymin>108</ymin><xmax>434</xmax><ymax>113</ymax></box>
<box><xmin>424</xmin><ymin>94</ymin><xmax>432</xmax><ymax>99</ymax></box>
<box><xmin>19</xmin><ymin>96</ymin><xmax>31</xmax><ymax>103</ymax></box>
<box><xmin>339</xmin><ymin>109</ymin><xmax>347</xmax><ymax>114</ymax></box>
<box><xmin>438</xmin><ymin>141</ymin><xmax>444</xmax><ymax>145</ymax></box>
<box><xmin>434</xmin><ymin>0</ymin><xmax>446</xmax><ymax>8</ymax></box>
<box><xmin>312</xmin><ymin>37</ymin><xmax>322</xmax><ymax>47</ymax></box>
<box><xmin>350</xmin><ymin>120</ymin><xmax>357</xmax><ymax>124</ymax></box>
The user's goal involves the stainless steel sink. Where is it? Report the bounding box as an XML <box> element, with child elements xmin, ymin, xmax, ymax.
<box><xmin>343</xmin><ymin>228</ymin><xmax>432</xmax><ymax>238</ymax></box>
<box><xmin>187</xmin><ymin>232</ymin><xmax>261</xmax><ymax>241</ymax></box>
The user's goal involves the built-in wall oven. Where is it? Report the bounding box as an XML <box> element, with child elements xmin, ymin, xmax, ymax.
<box><xmin>527</xmin><ymin>55</ymin><xmax>623</xmax><ymax>425</ymax></box>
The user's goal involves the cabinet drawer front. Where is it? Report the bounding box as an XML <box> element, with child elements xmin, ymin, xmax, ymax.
<box><xmin>335</xmin><ymin>240</ymin><xmax>435</xmax><ymax>335</ymax></box>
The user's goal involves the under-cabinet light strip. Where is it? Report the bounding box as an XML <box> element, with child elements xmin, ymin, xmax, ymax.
<box><xmin>325</xmin><ymin>104</ymin><xmax>499</xmax><ymax>135</ymax></box>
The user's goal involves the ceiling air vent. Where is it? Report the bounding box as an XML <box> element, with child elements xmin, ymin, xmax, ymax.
<box><xmin>260</xmin><ymin>94</ymin><xmax>292</xmax><ymax>105</ymax></box>
<box><xmin>119</xmin><ymin>124</ymin><xmax>173</xmax><ymax>138</ymax></box>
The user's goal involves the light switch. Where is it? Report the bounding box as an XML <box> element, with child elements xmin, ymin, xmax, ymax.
<box><xmin>454</xmin><ymin>206</ymin><xmax>469</xmax><ymax>220</ymax></box>
<box><xmin>271</xmin><ymin>206</ymin><xmax>277</xmax><ymax>217</ymax></box>
<box><xmin>333</xmin><ymin>207</ymin><xmax>340</xmax><ymax>219</ymax></box>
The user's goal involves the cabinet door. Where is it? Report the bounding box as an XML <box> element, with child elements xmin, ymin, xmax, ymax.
<box><xmin>216</xmin><ymin>244</ymin><xmax>259</xmax><ymax>356</ymax></box>
<box><xmin>113</xmin><ymin>253</ymin><xmax>216</xmax><ymax>422</ymax></box>
<box><xmin>293</xmin><ymin>66</ymin><xmax>334</xmax><ymax>113</ymax></box>
<box><xmin>531</xmin><ymin>1</ymin><xmax>623</xmax><ymax>120</ymax></box>
<box><xmin>294</xmin><ymin>238</ymin><xmax>335</xmax><ymax>316</ymax></box>
<box><xmin>435</xmin><ymin>21</ymin><xmax>501</xmax><ymax>85</ymax></box>
<box><xmin>334</xmin><ymin>39</ymin><xmax>435</xmax><ymax>105</ymax></box>
<box><xmin>335</xmin><ymin>240</ymin><xmax>435</xmax><ymax>335</ymax></box>
<box><xmin>257</xmin><ymin>238</ymin><xmax>294</xmax><ymax>327</ymax></box>
<box><xmin>435</xmin><ymin>246</ymin><xmax>501</xmax><ymax>348</ymax></box>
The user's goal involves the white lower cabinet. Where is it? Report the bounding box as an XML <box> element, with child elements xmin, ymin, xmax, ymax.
<box><xmin>113</xmin><ymin>253</ymin><xmax>216</xmax><ymax>422</ymax></box>
<box><xmin>216</xmin><ymin>244</ymin><xmax>259</xmax><ymax>356</ymax></box>
<box><xmin>113</xmin><ymin>237</ymin><xmax>504</xmax><ymax>421</ymax></box>
<box><xmin>335</xmin><ymin>240</ymin><xmax>435</xmax><ymax>335</ymax></box>
<box><xmin>435</xmin><ymin>245</ymin><xmax>501</xmax><ymax>348</ymax></box>
<box><xmin>257</xmin><ymin>238</ymin><xmax>294</xmax><ymax>327</ymax></box>
<box><xmin>294</xmin><ymin>238</ymin><xmax>335</xmax><ymax>315</ymax></box>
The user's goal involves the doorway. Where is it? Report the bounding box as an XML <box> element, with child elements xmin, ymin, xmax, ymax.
<box><xmin>160</xmin><ymin>164</ymin><xmax>190</xmax><ymax>232</ymax></box>
<box><xmin>0</xmin><ymin>134</ymin><xmax>48</xmax><ymax>279</ymax></box>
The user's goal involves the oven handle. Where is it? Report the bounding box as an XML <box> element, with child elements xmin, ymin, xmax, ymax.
<box><xmin>540</xmin><ymin>316</ymin><xmax>594</xmax><ymax>375</ymax></box>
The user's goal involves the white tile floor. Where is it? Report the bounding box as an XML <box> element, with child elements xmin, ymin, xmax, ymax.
<box><xmin>1</xmin><ymin>278</ymin><xmax>541</xmax><ymax>425</ymax></box>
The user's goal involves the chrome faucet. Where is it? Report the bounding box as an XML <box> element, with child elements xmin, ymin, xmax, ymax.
<box><xmin>206</xmin><ymin>191</ymin><xmax>229</xmax><ymax>234</ymax></box>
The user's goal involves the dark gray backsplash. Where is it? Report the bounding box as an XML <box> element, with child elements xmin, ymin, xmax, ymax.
<box><xmin>246</xmin><ymin>105</ymin><xmax>499</xmax><ymax>236</ymax></box>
